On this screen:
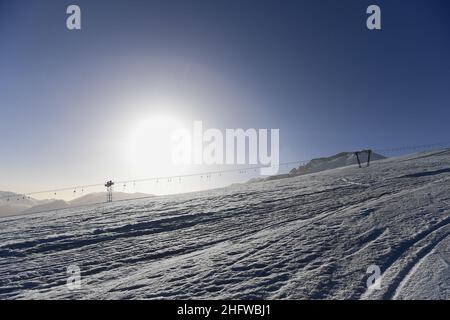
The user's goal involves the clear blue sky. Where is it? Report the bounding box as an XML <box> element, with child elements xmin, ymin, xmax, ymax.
<box><xmin>1</xmin><ymin>0</ymin><xmax>450</xmax><ymax>194</ymax></box>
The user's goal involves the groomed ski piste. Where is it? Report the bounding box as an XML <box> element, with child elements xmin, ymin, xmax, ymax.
<box><xmin>1</xmin><ymin>149</ymin><xmax>450</xmax><ymax>300</ymax></box>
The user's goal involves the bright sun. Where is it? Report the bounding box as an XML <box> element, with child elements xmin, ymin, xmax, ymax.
<box><xmin>128</xmin><ymin>115</ymin><xmax>186</xmax><ymax>178</ymax></box>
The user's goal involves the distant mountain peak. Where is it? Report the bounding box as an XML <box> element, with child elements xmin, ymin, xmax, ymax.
<box><xmin>289</xmin><ymin>151</ymin><xmax>385</xmax><ymax>176</ymax></box>
<box><xmin>0</xmin><ymin>191</ymin><xmax>154</xmax><ymax>217</ymax></box>
<box><xmin>248</xmin><ymin>151</ymin><xmax>386</xmax><ymax>184</ymax></box>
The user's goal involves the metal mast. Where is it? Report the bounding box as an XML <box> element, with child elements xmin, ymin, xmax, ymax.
<box><xmin>354</xmin><ymin>149</ymin><xmax>372</xmax><ymax>168</ymax></box>
<box><xmin>104</xmin><ymin>180</ymin><xmax>114</xmax><ymax>202</ymax></box>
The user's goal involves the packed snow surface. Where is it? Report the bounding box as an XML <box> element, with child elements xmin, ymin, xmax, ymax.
<box><xmin>1</xmin><ymin>149</ymin><xmax>450</xmax><ymax>299</ymax></box>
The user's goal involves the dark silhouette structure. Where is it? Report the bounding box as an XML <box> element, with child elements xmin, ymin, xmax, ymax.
<box><xmin>355</xmin><ymin>149</ymin><xmax>372</xmax><ymax>168</ymax></box>
<box><xmin>105</xmin><ymin>180</ymin><xmax>114</xmax><ymax>202</ymax></box>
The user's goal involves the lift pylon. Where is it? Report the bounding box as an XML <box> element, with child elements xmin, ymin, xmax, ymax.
<box><xmin>354</xmin><ymin>149</ymin><xmax>372</xmax><ymax>168</ymax></box>
<box><xmin>105</xmin><ymin>180</ymin><xmax>114</xmax><ymax>202</ymax></box>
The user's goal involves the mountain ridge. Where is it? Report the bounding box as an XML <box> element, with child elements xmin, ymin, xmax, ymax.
<box><xmin>247</xmin><ymin>151</ymin><xmax>386</xmax><ymax>184</ymax></box>
<box><xmin>0</xmin><ymin>191</ymin><xmax>154</xmax><ymax>217</ymax></box>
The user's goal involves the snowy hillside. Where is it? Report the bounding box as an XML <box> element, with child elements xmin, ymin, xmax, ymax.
<box><xmin>68</xmin><ymin>192</ymin><xmax>152</xmax><ymax>206</ymax></box>
<box><xmin>1</xmin><ymin>149</ymin><xmax>450</xmax><ymax>299</ymax></box>
<box><xmin>247</xmin><ymin>151</ymin><xmax>385</xmax><ymax>184</ymax></box>
<box><xmin>0</xmin><ymin>192</ymin><xmax>52</xmax><ymax>217</ymax></box>
<box><xmin>0</xmin><ymin>192</ymin><xmax>153</xmax><ymax>217</ymax></box>
<box><xmin>289</xmin><ymin>151</ymin><xmax>385</xmax><ymax>175</ymax></box>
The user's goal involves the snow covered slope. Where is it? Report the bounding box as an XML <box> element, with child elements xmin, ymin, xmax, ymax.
<box><xmin>289</xmin><ymin>151</ymin><xmax>385</xmax><ymax>175</ymax></box>
<box><xmin>247</xmin><ymin>151</ymin><xmax>385</xmax><ymax>184</ymax></box>
<box><xmin>0</xmin><ymin>192</ymin><xmax>52</xmax><ymax>217</ymax></box>
<box><xmin>1</xmin><ymin>149</ymin><xmax>450</xmax><ymax>300</ymax></box>
<box><xmin>0</xmin><ymin>192</ymin><xmax>154</xmax><ymax>217</ymax></box>
<box><xmin>68</xmin><ymin>192</ymin><xmax>153</xmax><ymax>206</ymax></box>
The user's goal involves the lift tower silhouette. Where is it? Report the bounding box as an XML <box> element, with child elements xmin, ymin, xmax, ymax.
<box><xmin>354</xmin><ymin>149</ymin><xmax>372</xmax><ymax>168</ymax></box>
<box><xmin>105</xmin><ymin>180</ymin><xmax>114</xmax><ymax>203</ymax></box>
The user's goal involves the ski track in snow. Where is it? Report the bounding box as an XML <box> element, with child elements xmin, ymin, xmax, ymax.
<box><xmin>1</xmin><ymin>150</ymin><xmax>450</xmax><ymax>299</ymax></box>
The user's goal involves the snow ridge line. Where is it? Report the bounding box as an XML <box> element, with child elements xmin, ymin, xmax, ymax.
<box><xmin>1</xmin><ymin>146</ymin><xmax>448</xmax><ymax>205</ymax></box>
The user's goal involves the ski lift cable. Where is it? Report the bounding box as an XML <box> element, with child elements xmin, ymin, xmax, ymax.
<box><xmin>0</xmin><ymin>160</ymin><xmax>310</xmax><ymax>201</ymax></box>
<box><xmin>1</xmin><ymin>141</ymin><xmax>450</xmax><ymax>202</ymax></box>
